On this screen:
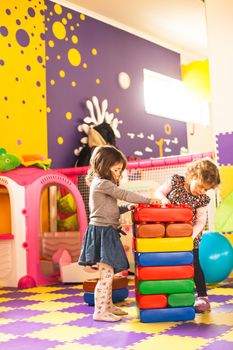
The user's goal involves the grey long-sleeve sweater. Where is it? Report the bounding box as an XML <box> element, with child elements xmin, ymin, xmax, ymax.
<box><xmin>89</xmin><ymin>177</ymin><xmax>151</xmax><ymax>229</ymax></box>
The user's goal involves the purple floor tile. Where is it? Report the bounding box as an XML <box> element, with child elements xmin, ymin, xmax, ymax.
<box><xmin>1</xmin><ymin>337</ymin><xmax>61</xmax><ymax>350</ymax></box>
<box><xmin>65</xmin><ymin>303</ymin><xmax>94</xmax><ymax>314</ymax></box>
<box><xmin>0</xmin><ymin>299</ymin><xmax>40</xmax><ymax>308</ymax></box>
<box><xmin>53</xmin><ymin>295</ymin><xmax>84</xmax><ymax>303</ymax></box>
<box><xmin>219</xmin><ymin>284</ymin><xmax>233</xmax><ymax>289</ymax></box>
<box><xmin>162</xmin><ymin>322</ymin><xmax>231</xmax><ymax>339</ymax></box>
<box><xmin>69</xmin><ymin>314</ymin><xmax>122</xmax><ymax>329</ymax></box>
<box><xmin>212</xmin><ymin>303</ymin><xmax>233</xmax><ymax>313</ymax></box>
<box><xmin>210</xmin><ymin>280</ymin><xmax>233</xmax><ymax>289</ymax></box>
<box><xmin>0</xmin><ymin>287</ymin><xmax>16</xmax><ymax>291</ymax></box>
<box><xmin>78</xmin><ymin>329</ymin><xmax>150</xmax><ymax>347</ymax></box>
<box><xmin>209</xmin><ymin>295</ymin><xmax>233</xmax><ymax>303</ymax></box>
<box><xmin>0</xmin><ymin>320</ymin><xmax>51</xmax><ymax>335</ymax></box>
<box><xmin>0</xmin><ymin>291</ymin><xmax>35</xmax><ymax>298</ymax></box>
<box><xmin>202</xmin><ymin>340</ymin><xmax>233</xmax><ymax>350</ymax></box>
<box><xmin>51</xmin><ymin>288</ymin><xmax>82</xmax><ymax>295</ymax></box>
<box><xmin>0</xmin><ymin>309</ymin><xmax>46</xmax><ymax>320</ymax></box>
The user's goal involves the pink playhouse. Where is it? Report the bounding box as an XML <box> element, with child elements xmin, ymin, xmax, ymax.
<box><xmin>0</xmin><ymin>167</ymin><xmax>99</xmax><ymax>287</ymax></box>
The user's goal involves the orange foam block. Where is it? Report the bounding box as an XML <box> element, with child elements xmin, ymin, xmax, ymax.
<box><xmin>135</xmin><ymin>223</ymin><xmax>166</xmax><ymax>238</ymax></box>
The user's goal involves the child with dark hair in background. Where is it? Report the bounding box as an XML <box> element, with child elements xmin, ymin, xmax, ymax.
<box><xmin>155</xmin><ymin>158</ymin><xmax>220</xmax><ymax>313</ymax></box>
<box><xmin>79</xmin><ymin>145</ymin><xmax>161</xmax><ymax>322</ymax></box>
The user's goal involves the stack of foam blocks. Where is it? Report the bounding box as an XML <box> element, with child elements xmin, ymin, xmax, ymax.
<box><xmin>133</xmin><ymin>204</ymin><xmax>195</xmax><ymax>323</ymax></box>
<box><xmin>83</xmin><ymin>276</ymin><xmax>129</xmax><ymax>306</ymax></box>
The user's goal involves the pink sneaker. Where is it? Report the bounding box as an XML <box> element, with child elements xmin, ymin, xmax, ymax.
<box><xmin>194</xmin><ymin>297</ymin><xmax>211</xmax><ymax>313</ymax></box>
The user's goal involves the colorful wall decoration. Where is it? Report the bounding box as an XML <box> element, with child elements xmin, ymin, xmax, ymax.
<box><xmin>45</xmin><ymin>1</ymin><xmax>187</xmax><ymax>168</ymax></box>
<box><xmin>1</xmin><ymin>0</ymin><xmax>188</xmax><ymax>169</ymax></box>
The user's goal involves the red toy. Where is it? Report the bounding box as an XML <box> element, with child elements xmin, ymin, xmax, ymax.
<box><xmin>133</xmin><ymin>203</ymin><xmax>193</xmax><ymax>223</ymax></box>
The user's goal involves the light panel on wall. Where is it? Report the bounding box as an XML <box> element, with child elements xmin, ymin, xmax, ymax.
<box><xmin>144</xmin><ymin>69</ymin><xmax>209</xmax><ymax>125</ymax></box>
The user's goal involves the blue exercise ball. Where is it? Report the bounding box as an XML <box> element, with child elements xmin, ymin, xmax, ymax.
<box><xmin>199</xmin><ymin>232</ymin><xmax>233</xmax><ymax>283</ymax></box>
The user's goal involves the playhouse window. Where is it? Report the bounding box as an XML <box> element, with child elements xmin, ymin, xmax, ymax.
<box><xmin>143</xmin><ymin>69</ymin><xmax>209</xmax><ymax>125</ymax></box>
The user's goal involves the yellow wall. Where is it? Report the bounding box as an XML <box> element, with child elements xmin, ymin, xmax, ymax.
<box><xmin>0</xmin><ymin>0</ymin><xmax>48</xmax><ymax>158</ymax></box>
<box><xmin>181</xmin><ymin>59</ymin><xmax>210</xmax><ymax>101</ymax></box>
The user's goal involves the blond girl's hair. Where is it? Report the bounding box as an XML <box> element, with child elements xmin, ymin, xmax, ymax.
<box><xmin>185</xmin><ymin>158</ymin><xmax>220</xmax><ymax>187</ymax></box>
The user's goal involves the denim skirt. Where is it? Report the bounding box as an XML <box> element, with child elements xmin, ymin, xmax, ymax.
<box><xmin>78</xmin><ymin>224</ymin><xmax>129</xmax><ymax>274</ymax></box>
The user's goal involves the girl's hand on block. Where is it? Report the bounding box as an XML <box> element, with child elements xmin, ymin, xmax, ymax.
<box><xmin>150</xmin><ymin>198</ymin><xmax>162</xmax><ymax>205</ymax></box>
<box><xmin>161</xmin><ymin>198</ymin><xmax>170</xmax><ymax>206</ymax></box>
<box><xmin>128</xmin><ymin>204</ymin><xmax>136</xmax><ymax>211</ymax></box>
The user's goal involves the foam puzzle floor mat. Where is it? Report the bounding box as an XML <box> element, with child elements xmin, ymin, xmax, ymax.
<box><xmin>0</xmin><ymin>278</ymin><xmax>233</xmax><ymax>350</ymax></box>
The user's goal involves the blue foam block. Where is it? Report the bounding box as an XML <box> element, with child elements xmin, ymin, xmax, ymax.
<box><xmin>84</xmin><ymin>287</ymin><xmax>129</xmax><ymax>306</ymax></box>
<box><xmin>136</xmin><ymin>251</ymin><xmax>193</xmax><ymax>266</ymax></box>
<box><xmin>140</xmin><ymin>307</ymin><xmax>195</xmax><ymax>323</ymax></box>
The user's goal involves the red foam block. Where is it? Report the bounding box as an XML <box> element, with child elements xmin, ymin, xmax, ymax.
<box><xmin>136</xmin><ymin>293</ymin><xmax>168</xmax><ymax>309</ymax></box>
<box><xmin>136</xmin><ymin>265</ymin><xmax>194</xmax><ymax>280</ymax></box>
<box><xmin>133</xmin><ymin>204</ymin><xmax>193</xmax><ymax>223</ymax></box>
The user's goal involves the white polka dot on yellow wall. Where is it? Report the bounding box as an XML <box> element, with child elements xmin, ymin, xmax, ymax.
<box><xmin>59</xmin><ymin>70</ymin><xmax>65</xmax><ymax>78</ymax></box>
<box><xmin>80</xmin><ymin>14</ymin><xmax>85</xmax><ymax>21</ymax></box>
<box><xmin>83</xmin><ymin>63</ymin><xmax>87</xmax><ymax>69</ymax></box>
<box><xmin>67</xmin><ymin>13</ymin><xmax>72</xmax><ymax>20</ymax></box>
<box><xmin>50</xmin><ymin>80</ymin><xmax>55</xmax><ymax>86</ymax></box>
<box><xmin>54</xmin><ymin>4</ymin><xmax>62</xmax><ymax>15</ymax></box>
<box><xmin>62</xmin><ymin>18</ymin><xmax>67</xmax><ymax>25</ymax></box>
<box><xmin>91</xmin><ymin>48</ymin><xmax>97</xmax><ymax>56</ymax></box>
<box><xmin>57</xmin><ymin>137</ymin><xmax>64</xmax><ymax>145</ymax></box>
<box><xmin>115</xmin><ymin>108</ymin><xmax>120</xmax><ymax>113</ymax></box>
<box><xmin>68</xmin><ymin>48</ymin><xmax>81</xmax><ymax>67</ymax></box>
<box><xmin>48</xmin><ymin>40</ymin><xmax>54</xmax><ymax>48</ymax></box>
<box><xmin>66</xmin><ymin>112</ymin><xmax>72</xmax><ymax>120</ymax></box>
<box><xmin>71</xmin><ymin>35</ymin><xmax>78</xmax><ymax>44</ymax></box>
<box><xmin>96</xmin><ymin>78</ymin><xmax>100</xmax><ymax>85</ymax></box>
<box><xmin>52</xmin><ymin>21</ymin><xmax>66</xmax><ymax>40</ymax></box>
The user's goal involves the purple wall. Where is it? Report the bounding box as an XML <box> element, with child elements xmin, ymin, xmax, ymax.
<box><xmin>45</xmin><ymin>1</ymin><xmax>187</xmax><ymax>168</ymax></box>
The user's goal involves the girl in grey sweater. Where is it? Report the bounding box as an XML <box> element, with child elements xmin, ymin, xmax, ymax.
<box><xmin>79</xmin><ymin>145</ymin><xmax>159</xmax><ymax>322</ymax></box>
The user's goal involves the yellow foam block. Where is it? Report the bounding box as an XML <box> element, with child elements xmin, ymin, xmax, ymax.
<box><xmin>224</xmin><ymin>234</ymin><xmax>233</xmax><ymax>275</ymax></box>
<box><xmin>224</xmin><ymin>233</ymin><xmax>233</xmax><ymax>246</ymax></box>
<box><xmin>219</xmin><ymin>166</ymin><xmax>233</xmax><ymax>199</ymax></box>
<box><xmin>135</xmin><ymin>237</ymin><xmax>193</xmax><ymax>252</ymax></box>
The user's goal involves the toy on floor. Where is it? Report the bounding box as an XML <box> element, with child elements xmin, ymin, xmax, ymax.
<box><xmin>199</xmin><ymin>231</ymin><xmax>233</xmax><ymax>283</ymax></box>
<box><xmin>83</xmin><ymin>276</ymin><xmax>129</xmax><ymax>306</ymax></box>
<box><xmin>133</xmin><ymin>203</ymin><xmax>195</xmax><ymax>323</ymax></box>
<box><xmin>18</xmin><ymin>274</ymin><xmax>36</xmax><ymax>289</ymax></box>
<box><xmin>56</xmin><ymin>247</ymin><xmax>100</xmax><ymax>283</ymax></box>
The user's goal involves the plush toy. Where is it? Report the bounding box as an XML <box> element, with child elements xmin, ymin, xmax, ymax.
<box><xmin>74</xmin><ymin>96</ymin><xmax>120</xmax><ymax>166</ymax></box>
<box><xmin>20</xmin><ymin>154</ymin><xmax>51</xmax><ymax>170</ymax></box>
<box><xmin>0</xmin><ymin>148</ymin><xmax>21</xmax><ymax>171</ymax></box>
<box><xmin>0</xmin><ymin>148</ymin><xmax>51</xmax><ymax>172</ymax></box>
